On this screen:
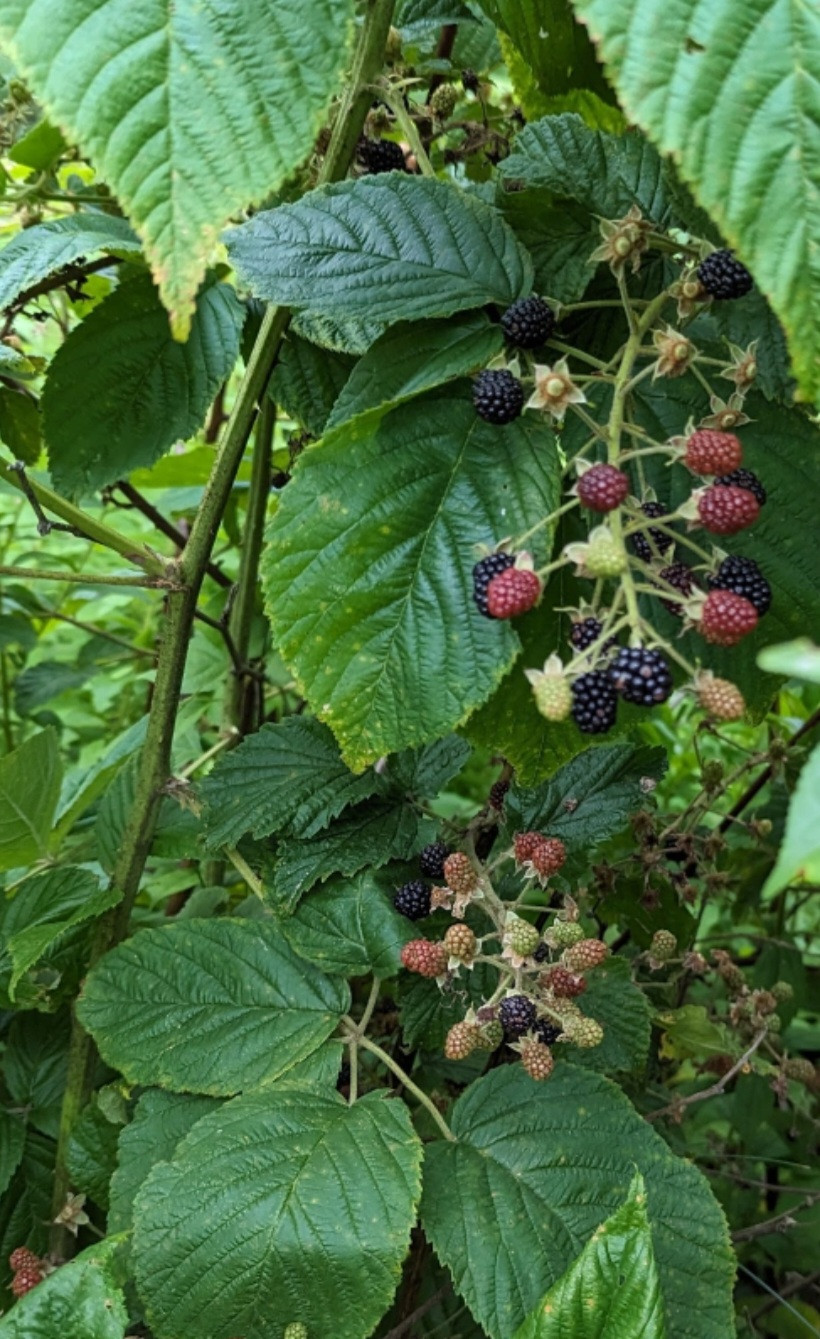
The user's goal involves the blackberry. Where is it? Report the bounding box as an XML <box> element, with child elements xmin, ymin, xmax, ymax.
<box><xmin>630</xmin><ymin>501</ymin><xmax>674</xmax><ymax>561</ymax></box>
<box><xmin>708</xmin><ymin>555</ymin><xmax>771</xmax><ymax>615</ymax></box>
<box><xmin>533</xmin><ymin>941</ymin><xmax>550</xmax><ymax>964</ymax></box>
<box><xmin>473</xmin><ymin>552</ymin><xmax>515</xmax><ymax>616</ymax></box>
<box><xmin>609</xmin><ymin>646</ymin><xmax>673</xmax><ymax>706</ymax></box>
<box><xmin>569</xmin><ymin>616</ymin><xmax>617</xmax><ymax>656</ymax></box>
<box><xmin>571</xmin><ymin>671</ymin><xmax>618</xmax><ymax>734</ymax></box>
<box><xmin>489</xmin><ymin>778</ymin><xmax>509</xmax><ymax>810</ymax></box>
<box><xmin>657</xmin><ymin>561</ymin><xmax>696</xmax><ymax>616</ymax></box>
<box><xmin>501</xmin><ymin>295</ymin><xmax>555</xmax><ymax>348</ymax></box>
<box><xmin>419</xmin><ymin>840</ymin><xmax>451</xmax><ymax>879</ymax></box>
<box><xmin>714</xmin><ymin>468</ymin><xmax>767</xmax><ymax>506</ymax></box>
<box><xmin>393</xmin><ymin>879</ymin><xmax>432</xmax><ymax>920</ymax></box>
<box><xmin>697</xmin><ymin>250</ymin><xmax>754</xmax><ymax>300</ymax></box>
<box><xmin>473</xmin><ymin>368</ymin><xmax>525</xmax><ymax>424</ymax></box>
<box><xmin>358</xmin><ymin>138</ymin><xmax>406</xmax><ymax>174</ymax></box>
<box><xmin>535</xmin><ymin>1018</ymin><xmax>561</xmax><ymax>1045</ymax></box>
<box><xmin>499</xmin><ymin>993</ymin><xmax>537</xmax><ymax>1038</ymax></box>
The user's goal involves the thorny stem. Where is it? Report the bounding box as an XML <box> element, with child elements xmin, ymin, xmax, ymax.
<box><xmin>0</xmin><ymin>564</ymin><xmax>176</xmax><ymax>588</ymax></box>
<box><xmin>352</xmin><ymin>1033</ymin><xmax>455</xmax><ymax>1141</ymax></box>
<box><xmin>646</xmin><ymin>1030</ymin><xmax>767</xmax><ymax>1122</ymax></box>
<box><xmin>545</xmin><ymin>338</ymin><xmax>609</xmax><ymax>370</ymax></box>
<box><xmin>50</xmin><ymin>0</ymin><xmax>400</xmax><ymax>1254</ymax></box>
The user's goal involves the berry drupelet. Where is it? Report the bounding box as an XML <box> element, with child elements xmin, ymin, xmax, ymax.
<box><xmin>609</xmin><ymin>646</ymin><xmax>673</xmax><ymax>705</ymax></box>
<box><xmin>393</xmin><ymin>880</ymin><xmax>432</xmax><ymax>920</ymax></box>
<box><xmin>697</xmin><ymin>250</ymin><xmax>754</xmax><ymax>300</ymax></box>
<box><xmin>501</xmin><ymin>295</ymin><xmax>555</xmax><ymax>348</ymax></box>
<box><xmin>473</xmin><ymin>368</ymin><xmax>524</xmax><ymax>424</ymax></box>
<box><xmin>708</xmin><ymin>555</ymin><xmax>771</xmax><ymax>615</ymax></box>
<box><xmin>571</xmin><ymin>671</ymin><xmax>618</xmax><ymax>734</ymax></box>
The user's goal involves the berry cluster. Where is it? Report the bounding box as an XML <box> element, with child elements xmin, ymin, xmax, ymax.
<box><xmin>9</xmin><ymin>1247</ymin><xmax>45</xmax><ymax>1298</ymax></box>
<box><xmin>462</xmin><ymin>234</ymin><xmax>765</xmax><ymax>734</ymax></box>
<box><xmin>397</xmin><ymin>828</ymin><xmax>609</xmax><ymax>1079</ymax></box>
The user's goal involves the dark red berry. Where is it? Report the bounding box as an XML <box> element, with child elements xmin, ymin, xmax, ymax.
<box><xmin>708</xmin><ymin>555</ymin><xmax>771</xmax><ymax>615</ymax></box>
<box><xmin>473</xmin><ymin>369</ymin><xmax>524</xmax><ymax>424</ymax></box>
<box><xmin>683</xmin><ymin>429</ymin><xmax>743</xmax><ymax>475</ymax></box>
<box><xmin>576</xmin><ymin>464</ymin><xmax>630</xmax><ymax>513</ymax></box>
<box><xmin>489</xmin><ymin>778</ymin><xmax>509</xmax><ymax>810</ymax></box>
<box><xmin>699</xmin><ymin>590</ymin><xmax>759</xmax><ymax>645</ymax></box>
<box><xmin>486</xmin><ymin>566</ymin><xmax>541</xmax><ymax>618</ymax></box>
<box><xmin>697</xmin><ymin>485</ymin><xmax>759</xmax><ymax>534</ymax></box>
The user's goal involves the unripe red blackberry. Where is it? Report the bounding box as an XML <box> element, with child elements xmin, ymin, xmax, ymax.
<box><xmin>445</xmin><ymin>1020</ymin><xmax>482</xmax><ymax>1059</ymax></box>
<box><xmin>473</xmin><ymin>552</ymin><xmax>515</xmax><ymax>616</ymax></box>
<box><xmin>576</xmin><ymin>463</ymin><xmax>630</xmax><ymax>513</ymax></box>
<box><xmin>513</xmin><ymin>831</ymin><xmax>543</xmax><ymax>864</ymax></box>
<box><xmin>489</xmin><ymin>778</ymin><xmax>509</xmax><ymax>810</ymax></box>
<box><xmin>682</xmin><ymin>429</ymin><xmax>743</xmax><ymax>475</ymax></box>
<box><xmin>9</xmin><ymin>1247</ymin><xmax>39</xmax><ymax>1272</ymax></box>
<box><xmin>400</xmin><ymin>939</ymin><xmax>448</xmax><ymax>978</ymax></box>
<box><xmin>529</xmin><ymin>836</ymin><xmax>567</xmax><ymax>880</ymax></box>
<box><xmin>443</xmin><ymin>851</ymin><xmax>478</xmax><ymax>895</ymax></box>
<box><xmin>563</xmin><ymin>938</ymin><xmax>609</xmax><ymax>972</ymax></box>
<box><xmin>499</xmin><ymin>993</ymin><xmax>537</xmax><ymax>1038</ymax></box>
<box><xmin>443</xmin><ymin>923</ymin><xmax>477</xmax><ymax>963</ymax></box>
<box><xmin>519</xmin><ymin>1037</ymin><xmax>554</xmax><ymax>1080</ymax></box>
<box><xmin>540</xmin><ymin>965</ymin><xmax>587</xmax><ymax>998</ymax></box>
<box><xmin>698</xmin><ymin>589</ymin><xmax>758</xmax><ymax>645</ymax></box>
<box><xmin>696</xmin><ymin>484</ymin><xmax>760</xmax><ymax>534</ymax></box>
<box><xmin>486</xmin><ymin>565</ymin><xmax>542</xmax><ymax>619</ymax></box>
<box><xmin>501</xmin><ymin>295</ymin><xmax>555</xmax><ymax>348</ymax></box>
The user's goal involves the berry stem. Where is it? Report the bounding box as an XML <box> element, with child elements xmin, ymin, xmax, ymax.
<box><xmin>224</xmin><ymin>847</ymin><xmax>265</xmax><ymax>899</ymax></box>
<box><xmin>373</xmin><ymin>83</ymin><xmax>436</xmax><ymax>177</ymax></box>
<box><xmin>618</xmin><ymin>444</ymin><xmax>677</xmax><ymax>463</ymax></box>
<box><xmin>689</xmin><ymin>360</ymin><xmax>719</xmax><ymax>400</ymax></box>
<box><xmin>568</xmin><ymin>402</ymin><xmax>610</xmax><ymax>442</ymax></box>
<box><xmin>621</xmin><ymin>512</ymin><xmax>714</xmax><ymax>564</ymax></box>
<box><xmin>561</xmin><ymin>299</ymin><xmax>651</xmax><ymax>312</ymax></box>
<box><xmin>617</xmin><ymin>270</ymin><xmax>638</xmax><ymax>336</ymax></box>
<box><xmin>514</xmin><ymin>496</ymin><xmax>578</xmax><ymax>547</ymax></box>
<box><xmin>641</xmin><ymin>627</ymin><xmax>699</xmax><ymax>678</ymax></box>
<box><xmin>352</xmin><ymin>1033</ymin><xmax>455</xmax><ymax>1140</ymax></box>
<box><xmin>544</xmin><ymin>339</ymin><xmax>609</xmax><ymax>370</ymax></box>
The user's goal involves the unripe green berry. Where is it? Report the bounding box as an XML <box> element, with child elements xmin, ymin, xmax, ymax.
<box><xmin>549</xmin><ymin>920</ymin><xmax>585</xmax><ymax>949</ymax></box>
<box><xmin>562</xmin><ymin>1015</ymin><xmax>604</xmax><ymax>1049</ymax></box>
<box><xmin>284</xmin><ymin>1324</ymin><xmax>308</xmax><ymax>1339</ymax></box>
<box><xmin>771</xmin><ymin>980</ymin><xmax>794</xmax><ymax>1003</ymax></box>
<box><xmin>430</xmin><ymin>83</ymin><xmax>458</xmax><ymax>120</ymax></box>
<box><xmin>586</xmin><ymin>529</ymin><xmax>627</xmax><ymax>577</ymax></box>
<box><xmin>650</xmin><ymin>929</ymin><xmax>677</xmax><ymax>962</ymax></box>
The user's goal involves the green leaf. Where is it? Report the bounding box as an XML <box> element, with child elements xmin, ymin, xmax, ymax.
<box><xmin>271</xmin><ymin>801</ymin><xmax>435</xmax><ymax>914</ymax></box>
<box><xmin>3</xmin><ymin>1013</ymin><xmax>69</xmax><ymax>1138</ymax></box>
<box><xmin>0</xmin><ymin>387</ymin><xmax>41</xmax><ymax>464</ymax></box>
<box><xmin>564</xmin><ymin>958</ymin><xmax>651</xmax><ymax>1074</ymax></box>
<box><xmin>385</xmin><ymin>735</ymin><xmax>473</xmax><ymax>797</ymax></box>
<box><xmin>263</xmin><ymin>386</ymin><xmax>561</xmax><ymax>770</ymax></box>
<box><xmin>42</xmin><ymin>273</ymin><xmax>244</xmax><ymax>497</ymax></box>
<box><xmin>325</xmin><ymin>312</ymin><xmax>504</xmax><ymax>435</ymax></box>
<box><xmin>0</xmin><ymin>0</ymin><xmax>357</xmax><ymax>335</ymax></box>
<box><xmin>758</xmin><ymin>639</ymin><xmax>820</xmax><ymax>685</ymax></box>
<box><xmin>505</xmin><ymin>743</ymin><xmax>666</xmax><ymax>853</ymax></box>
<box><xmin>279</xmin><ymin>870</ymin><xmax>413</xmax><ymax>977</ymax></box>
<box><xmin>269</xmin><ymin>333</ymin><xmax>356</xmax><ymax>437</ymax></box>
<box><xmin>199</xmin><ymin>717</ymin><xmax>383</xmax><ymax>850</ymax></box>
<box><xmin>292</xmin><ymin>308</ymin><xmax>385</xmax><ymax>356</ymax></box>
<box><xmin>0</xmin><ymin>727</ymin><xmax>61</xmax><ymax>871</ymax></box>
<box><xmin>399</xmin><ymin>961</ymin><xmax>497</xmax><ymax>1051</ymax></box>
<box><xmin>499</xmin><ymin>190</ymin><xmax>601</xmax><ymax>305</ymax></box>
<box><xmin>0</xmin><ymin>1109</ymin><xmax>25</xmax><ymax>1199</ymax></box>
<box><xmin>475</xmin><ymin>1</ymin><xmax>611</xmax><ymax>101</ymax></box>
<box><xmin>13</xmin><ymin>661</ymin><xmax>91</xmax><ymax>715</ymax></box>
<box><xmin>513</xmin><ymin>1175</ymin><xmax>666</xmax><ymax>1339</ymax></box>
<box><xmin>66</xmin><ymin>1099</ymin><xmax>121</xmax><ymax>1209</ymax></box>
<box><xmin>132</xmin><ymin>1089</ymin><xmax>423</xmax><ymax>1339</ymax></box>
<box><xmin>566</xmin><ymin>0</ymin><xmax>820</xmax><ymax>405</ymax></box>
<box><xmin>227</xmin><ymin>174</ymin><xmax>533</xmax><ymax>323</ymax></box>
<box><xmin>420</xmin><ymin>1065</ymin><xmax>734</xmax><ymax>1339</ymax></box>
<box><xmin>0</xmin><ymin>214</ymin><xmax>139</xmax><ymax>312</ymax></box>
<box><xmin>397</xmin><ymin>0</ymin><xmax>476</xmax><ymax>33</ymax></box>
<box><xmin>108</xmin><ymin>1090</ymin><xmax>221</xmax><ymax>1236</ymax></box>
<box><xmin>77</xmin><ymin>918</ymin><xmax>350</xmax><ymax>1096</ymax></box>
<box><xmin>0</xmin><ymin>1132</ymin><xmax>54</xmax><ymax>1282</ymax></box>
<box><xmin>0</xmin><ymin>1239</ymin><xmax>128</xmax><ymax>1339</ymax></box>
<box><xmin>762</xmin><ymin>743</ymin><xmax>820</xmax><ymax>896</ymax></box>
<box><xmin>4</xmin><ymin>866</ymin><xmax>119</xmax><ymax>999</ymax></box>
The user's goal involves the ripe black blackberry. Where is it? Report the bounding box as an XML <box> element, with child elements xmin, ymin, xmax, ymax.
<box><xmin>358</xmin><ymin>137</ymin><xmax>406</xmax><ymax>174</ymax></box>
<box><xmin>569</xmin><ymin>616</ymin><xmax>616</xmax><ymax>655</ymax></box>
<box><xmin>571</xmin><ymin>671</ymin><xmax>618</xmax><ymax>734</ymax></box>
<box><xmin>708</xmin><ymin>555</ymin><xmax>771</xmax><ymax>615</ymax></box>
<box><xmin>630</xmin><ymin>502</ymin><xmax>674</xmax><ymax>561</ymax></box>
<box><xmin>501</xmin><ymin>296</ymin><xmax>555</xmax><ymax>348</ymax></box>
<box><xmin>473</xmin><ymin>552</ymin><xmax>515</xmax><ymax>616</ymax></box>
<box><xmin>697</xmin><ymin>250</ymin><xmax>753</xmax><ymax>300</ymax></box>
<box><xmin>657</xmin><ymin>561</ymin><xmax>696</xmax><ymax>615</ymax></box>
<box><xmin>489</xmin><ymin>778</ymin><xmax>509</xmax><ymax>810</ymax></box>
<box><xmin>609</xmin><ymin>646</ymin><xmax>673</xmax><ymax>705</ymax></box>
<box><xmin>473</xmin><ymin>369</ymin><xmax>524</xmax><ymax>424</ymax></box>
<box><xmin>533</xmin><ymin>941</ymin><xmax>550</xmax><ymax>964</ymax></box>
<box><xmin>419</xmin><ymin>841</ymin><xmax>451</xmax><ymax>880</ymax></box>
<box><xmin>393</xmin><ymin>880</ymin><xmax>432</xmax><ymax>920</ymax></box>
<box><xmin>499</xmin><ymin>994</ymin><xmax>537</xmax><ymax>1038</ymax></box>
<box><xmin>714</xmin><ymin>468</ymin><xmax>767</xmax><ymax>506</ymax></box>
<box><xmin>535</xmin><ymin>1018</ymin><xmax>561</xmax><ymax>1045</ymax></box>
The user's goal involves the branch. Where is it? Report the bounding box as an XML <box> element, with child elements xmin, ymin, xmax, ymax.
<box><xmin>115</xmin><ymin>481</ymin><xmax>231</xmax><ymax>588</ymax></box>
<box><xmin>8</xmin><ymin>255</ymin><xmax>120</xmax><ymax>313</ymax></box>
<box><xmin>719</xmin><ymin>706</ymin><xmax>820</xmax><ymax>834</ymax></box>
<box><xmin>382</xmin><ymin>1284</ymin><xmax>451</xmax><ymax>1339</ymax></box>
<box><xmin>0</xmin><ymin>564</ymin><xmax>175</xmax><ymax>589</ymax></box>
<box><xmin>732</xmin><ymin>1194</ymin><xmax>820</xmax><ymax>1244</ymax></box>
<box><xmin>646</xmin><ymin>1030</ymin><xmax>767</xmax><ymax>1123</ymax></box>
